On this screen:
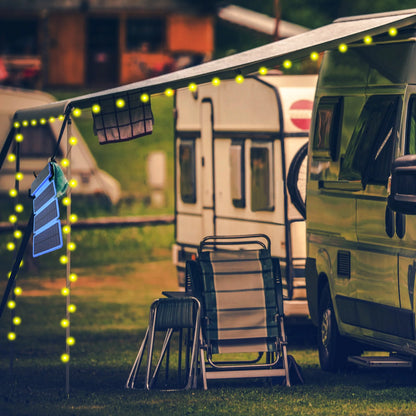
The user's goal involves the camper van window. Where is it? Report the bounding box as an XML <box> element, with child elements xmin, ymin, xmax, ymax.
<box><xmin>313</xmin><ymin>97</ymin><xmax>342</xmax><ymax>161</ymax></box>
<box><xmin>250</xmin><ymin>143</ymin><xmax>273</xmax><ymax>211</ymax></box>
<box><xmin>20</xmin><ymin>125</ymin><xmax>62</xmax><ymax>158</ymax></box>
<box><xmin>340</xmin><ymin>95</ymin><xmax>399</xmax><ymax>186</ymax></box>
<box><xmin>179</xmin><ymin>140</ymin><xmax>196</xmax><ymax>204</ymax></box>
<box><xmin>405</xmin><ymin>96</ymin><xmax>416</xmax><ymax>155</ymax></box>
<box><xmin>230</xmin><ymin>141</ymin><xmax>245</xmax><ymax>208</ymax></box>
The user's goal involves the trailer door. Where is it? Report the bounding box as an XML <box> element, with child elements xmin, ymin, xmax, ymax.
<box><xmin>200</xmin><ymin>100</ymin><xmax>215</xmax><ymax>236</ymax></box>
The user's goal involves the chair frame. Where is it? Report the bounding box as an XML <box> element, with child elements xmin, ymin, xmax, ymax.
<box><xmin>189</xmin><ymin>234</ymin><xmax>291</xmax><ymax>389</ymax></box>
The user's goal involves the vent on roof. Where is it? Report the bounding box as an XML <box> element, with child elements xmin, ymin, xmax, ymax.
<box><xmin>337</xmin><ymin>250</ymin><xmax>351</xmax><ymax>278</ymax></box>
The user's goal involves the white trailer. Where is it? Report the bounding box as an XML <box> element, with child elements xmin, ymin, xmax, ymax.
<box><xmin>172</xmin><ymin>74</ymin><xmax>317</xmax><ymax>318</ymax></box>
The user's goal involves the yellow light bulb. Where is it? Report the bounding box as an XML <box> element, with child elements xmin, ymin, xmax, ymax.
<box><xmin>14</xmin><ymin>286</ymin><xmax>22</xmax><ymax>296</ymax></box>
<box><xmin>8</xmin><ymin>332</ymin><xmax>16</xmax><ymax>341</ymax></box>
<box><xmin>60</xmin><ymin>318</ymin><xmax>70</xmax><ymax>328</ymax></box>
<box><xmin>69</xmin><ymin>214</ymin><xmax>78</xmax><ymax>223</ymax></box>
<box><xmin>60</xmin><ymin>255</ymin><xmax>68</xmax><ymax>265</ymax></box>
<box><xmin>61</xmin><ymin>353</ymin><xmax>70</xmax><ymax>363</ymax></box>
<box><xmin>283</xmin><ymin>60</ymin><xmax>292</xmax><ymax>69</ymax></box>
<box><xmin>7</xmin><ymin>242</ymin><xmax>15</xmax><ymax>251</ymax></box>
<box><xmin>69</xmin><ymin>179</ymin><xmax>78</xmax><ymax>188</ymax></box>
<box><xmin>31</xmin><ymin>119</ymin><xmax>37</xmax><ymax>126</ymax></box>
<box><xmin>67</xmin><ymin>336</ymin><xmax>76</xmax><ymax>346</ymax></box>
<box><xmin>364</xmin><ymin>35</ymin><xmax>373</xmax><ymax>44</ymax></box>
<box><xmin>188</xmin><ymin>83</ymin><xmax>197</xmax><ymax>92</ymax></box>
<box><xmin>116</xmin><ymin>98</ymin><xmax>125</xmax><ymax>108</ymax></box>
<box><xmin>13</xmin><ymin>316</ymin><xmax>22</xmax><ymax>326</ymax></box>
<box><xmin>61</xmin><ymin>287</ymin><xmax>70</xmax><ymax>296</ymax></box>
<box><xmin>61</xmin><ymin>158</ymin><xmax>70</xmax><ymax>168</ymax></box>
<box><xmin>212</xmin><ymin>77</ymin><xmax>221</xmax><ymax>86</ymax></box>
<box><xmin>68</xmin><ymin>304</ymin><xmax>77</xmax><ymax>313</ymax></box>
<box><xmin>15</xmin><ymin>204</ymin><xmax>24</xmax><ymax>213</ymax></box>
<box><xmin>140</xmin><ymin>93</ymin><xmax>150</xmax><ymax>103</ymax></box>
<box><xmin>259</xmin><ymin>66</ymin><xmax>268</xmax><ymax>75</ymax></box>
<box><xmin>92</xmin><ymin>104</ymin><xmax>101</xmax><ymax>114</ymax></box>
<box><xmin>69</xmin><ymin>273</ymin><xmax>78</xmax><ymax>283</ymax></box>
<box><xmin>389</xmin><ymin>27</ymin><xmax>398</xmax><ymax>37</ymax></box>
<box><xmin>72</xmin><ymin>108</ymin><xmax>82</xmax><ymax>117</ymax></box>
<box><xmin>15</xmin><ymin>133</ymin><xmax>24</xmax><ymax>142</ymax></box>
<box><xmin>69</xmin><ymin>136</ymin><xmax>78</xmax><ymax>146</ymax></box>
<box><xmin>68</xmin><ymin>242</ymin><xmax>76</xmax><ymax>251</ymax></box>
<box><xmin>235</xmin><ymin>74</ymin><xmax>244</xmax><ymax>84</ymax></box>
<box><xmin>7</xmin><ymin>153</ymin><xmax>16</xmax><ymax>162</ymax></box>
<box><xmin>7</xmin><ymin>300</ymin><xmax>16</xmax><ymax>309</ymax></box>
<box><xmin>9</xmin><ymin>214</ymin><xmax>17</xmax><ymax>224</ymax></box>
<box><xmin>339</xmin><ymin>43</ymin><xmax>348</xmax><ymax>53</ymax></box>
<box><xmin>15</xmin><ymin>172</ymin><xmax>24</xmax><ymax>181</ymax></box>
<box><xmin>22</xmin><ymin>120</ymin><xmax>28</xmax><ymax>127</ymax></box>
<box><xmin>62</xmin><ymin>197</ymin><xmax>71</xmax><ymax>206</ymax></box>
<box><xmin>49</xmin><ymin>117</ymin><xmax>56</xmax><ymax>123</ymax></box>
<box><xmin>9</xmin><ymin>189</ymin><xmax>18</xmax><ymax>198</ymax></box>
<box><xmin>14</xmin><ymin>230</ymin><xmax>22</xmax><ymax>239</ymax></box>
<box><xmin>13</xmin><ymin>121</ymin><xmax>20</xmax><ymax>129</ymax></box>
<box><xmin>164</xmin><ymin>88</ymin><xmax>174</xmax><ymax>97</ymax></box>
<box><xmin>58</xmin><ymin>115</ymin><xmax>65</xmax><ymax>121</ymax></box>
<box><xmin>40</xmin><ymin>118</ymin><xmax>47</xmax><ymax>125</ymax></box>
<box><xmin>310</xmin><ymin>51</ymin><xmax>319</xmax><ymax>61</ymax></box>
<box><xmin>62</xmin><ymin>225</ymin><xmax>71</xmax><ymax>234</ymax></box>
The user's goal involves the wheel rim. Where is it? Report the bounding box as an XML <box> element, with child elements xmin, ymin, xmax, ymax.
<box><xmin>321</xmin><ymin>308</ymin><xmax>331</xmax><ymax>350</ymax></box>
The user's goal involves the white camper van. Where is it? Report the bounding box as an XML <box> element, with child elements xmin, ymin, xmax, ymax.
<box><xmin>173</xmin><ymin>74</ymin><xmax>317</xmax><ymax>318</ymax></box>
<box><xmin>306</xmin><ymin>30</ymin><xmax>416</xmax><ymax>370</ymax></box>
<box><xmin>0</xmin><ymin>87</ymin><xmax>121</xmax><ymax>204</ymax></box>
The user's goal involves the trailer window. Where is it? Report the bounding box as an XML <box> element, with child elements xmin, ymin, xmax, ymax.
<box><xmin>406</xmin><ymin>96</ymin><xmax>416</xmax><ymax>155</ymax></box>
<box><xmin>20</xmin><ymin>125</ymin><xmax>61</xmax><ymax>158</ymax></box>
<box><xmin>230</xmin><ymin>141</ymin><xmax>245</xmax><ymax>208</ymax></box>
<box><xmin>250</xmin><ymin>143</ymin><xmax>273</xmax><ymax>211</ymax></box>
<box><xmin>179</xmin><ymin>140</ymin><xmax>196</xmax><ymax>204</ymax></box>
<box><xmin>340</xmin><ymin>95</ymin><xmax>399</xmax><ymax>187</ymax></box>
<box><xmin>313</xmin><ymin>97</ymin><xmax>342</xmax><ymax>161</ymax></box>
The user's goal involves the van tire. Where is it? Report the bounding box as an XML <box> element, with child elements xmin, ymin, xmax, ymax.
<box><xmin>318</xmin><ymin>284</ymin><xmax>348</xmax><ymax>372</ymax></box>
<box><xmin>287</xmin><ymin>142</ymin><xmax>307</xmax><ymax>219</ymax></box>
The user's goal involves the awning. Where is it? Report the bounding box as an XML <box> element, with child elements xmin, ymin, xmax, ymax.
<box><xmin>13</xmin><ymin>9</ymin><xmax>416</xmax><ymax>123</ymax></box>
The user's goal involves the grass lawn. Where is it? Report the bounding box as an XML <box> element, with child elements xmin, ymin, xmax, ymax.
<box><xmin>2</xmin><ymin>260</ymin><xmax>416</xmax><ymax>416</ymax></box>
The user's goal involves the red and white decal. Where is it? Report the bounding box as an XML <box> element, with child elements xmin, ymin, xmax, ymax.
<box><xmin>289</xmin><ymin>100</ymin><xmax>314</xmax><ymax>131</ymax></box>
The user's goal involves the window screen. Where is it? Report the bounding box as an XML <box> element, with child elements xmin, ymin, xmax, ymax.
<box><xmin>20</xmin><ymin>124</ymin><xmax>61</xmax><ymax>158</ymax></box>
<box><xmin>340</xmin><ymin>95</ymin><xmax>399</xmax><ymax>187</ymax></box>
<box><xmin>179</xmin><ymin>140</ymin><xmax>196</xmax><ymax>204</ymax></box>
<box><xmin>250</xmin><ymin>143</ymin><xmax>273</xmax><ymax>212</ymax></box>
<box><xmin>230</xmin><ymin>141</ymin><xmax>245</xmax><ymax>208</ymax></box>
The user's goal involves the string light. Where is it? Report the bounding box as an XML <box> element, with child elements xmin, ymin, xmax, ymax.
<box><xmin>69</xmin><ymin>179</ymin><xmax>78</xmax><ymax>188</ymax></box>
<box><xmin>9</xmin><ymin>214</ymin><xmax>17</xmax><ymax>224</ymax></box>
<box><xmin>364</xmin><ymin>35</ymin><xmax>373</xmax><ymax>44</ymax></box>
<box><xmin>61</xmin><ymin>158</ymin><xmax>70</xmax><ymax>168</ymax></box>
<box><xmin>59</xmin><ymin>115</ymin><xmax>65</xmax><ymax>121</ymax></box>
<box><xmin>13</xmin><ymin>316</ymin><xmax>21</xmax><ymax>326</ymax></box>
<box><xmin>15</xmin><ymin>204</ymin><xmax>24</xmax><ymax>213</ymax></box>
<box><xmin>13</xmin><ymin>122</ymin><xmax>20</xmax><ymax>129</ymax></box>
<box><xmin>13</xmin><ymin>230</ymin><xmax>22</xmax><ymax>239</ymax></box>
<box><xmin>283</xmin><ymin>60</ymin><xmax>292</xmax><ymax>69</ymax></box>
<box><xmin>68</xmin><ymin>304</ymin><xmax>77</xmax><ymax>313</ymax></box>
<box><xmin>15</xmin><ymin>134</ymin><xmax>23</xmax><ymax>142</ymax></box>
<box><xmin>69</xmin><ymin>214</ymin><xmax>78</xmax><ymax>223</ymax></box>
<box><xmin>49</xmin><ymin>117</ymin><xmax>56</xmax><ymax>123</ymax></box>
<box><xmin>68</xmin><ymin>242</ymin><xmax>76</xmax><ymax>252</ymax></box>
<box><xmin>30</xmin><ymin>119</ymin><xmax>37</xmax><ymax>126</ymax></box>
<box><xmin>69</xmin><ymin>273</ymin><xmax>78</xmax><ymax>283</ymax></box>
<box><xmin>40</xmin><ymin>118</ymin><xmax>47</xmax><ymax>125</ymax></box>
<box><xmin>14</xmin><ymin>287</ymin><xmax>22</xmax><ymax>296</ymax></box>
<box><xmin>116</xmin><ymin>98</ymin><xmax>125</xmax><ymax>108</ymax></box>
<box><xmin>259</xmin><ymin>66</ymin><xmax>268</xmax><ymax>75</ymax></box>
<box><xmin>140</xmin><ymin>93</ymin><xmax>150</xmax><ymax>103</ymax></box>
<box><xmin>7</xmin><ymin>332</ymin><xmax>16</xmax><ymax>341</ymax></box>
<box><xmin>310</xmin><ymin>51</ymin><xmax>319</xmax><ymax>61</ymax></box>
<box><xmin>66</xmin><ymin>337</ymin><xmax>75</xmax><ymax>346</ymax></box>
<box><xmin>92</xmin><ymin>104</ymin><xmax>101</xmax><ymax>114</ymax></box>
<box><xmin>69</xmin><ymin>136</ymin><xmax>78</xmax><ymax>146</ymax></box>
<box><xmin>15</xmin><ymin>172</ymin><xmax>24</xmax><ymax>181</ymax></box>
<box><xmin>164</xmin><ymin>88</ymin><xmax>174</xmax><ymax>97</ymax></box>
<box><xmin>7</xmin><ymin>300</ymin><xmax>16</xmax><ymax>309</ymax></box>
<box><xmin>72</xmin><ymin>108</ymin><xmax>82</xmax><ymax>117</ymax></box>
<box><xmin>7</xmin><ymin>153</ymin><xmax>16</xmax><ymax>162</ymax></box>
<box><xmin>339</xmin><ymin>43</ymin><xmax>348</xmax><ymax>53</ymax></box>
<box><xmin>61</xmin><ymin>287</ymin><xmax>70</xmax><ymax>296</ymax></box>
<box><xmin>62</xmin><ymin>225</ymin><xmax>71</xmax><ymax>235</ymax></box>
<box><xmin>60</xmin><ymin>255</ymin><xmax>69</xmax><ymax>265</ymax></box>
<box><xmin>235</xmin><ymin>74</ymin><xmax>244</xmax><ymax>84</ymax></box>
<box><xmin>60</xmin><ymin>319</ymin><xmax>70</xmax><ymax>328</ymax></box>
<box><xmin>62</xmin><ymin>197</ymin><xmax>71</xmax><ymax>206</ymax></box>
<box><xmin>6</xmin><ymin>242</ymin><xmax>15</xmax><ymax>251</ymax></box>
<box><xmin>389</xmin><ymin>27</ymin><xmax>398</xmax><ymax>37</ymax></box>
<box><xmin>188</xmin><ymin>83</ymin><xmax>197</xmax><ymax>92</ymax></box>
<box><xmin>61</xmin><ymin>353</ymin><xmax>70</xmax><ymax>363</ymax></box>
<box><xmin>22</xmin><ymin>120</ymin><xmax>28</xmax><ymax>127</ymax></box>
<box><xmin>9</xmin><ymin>189</ymin><xmax>18</xmax><ymax>198</ymax></box>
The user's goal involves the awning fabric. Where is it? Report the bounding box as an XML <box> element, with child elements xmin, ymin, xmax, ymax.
<box><xmin>13</xmin><ymin>9</ymin><xmax>416</xmax><ymax>123</ymax></box>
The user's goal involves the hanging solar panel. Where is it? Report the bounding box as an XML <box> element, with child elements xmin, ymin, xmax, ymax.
<box><xmin>31</xmin><ymin>163</ymin><xmax>63</xmax><ymax>258</ymax></box>
<box><xmin>91</xmin><ymin>91</ymin><xmax>154</xmax><ymax>144</ymax></box>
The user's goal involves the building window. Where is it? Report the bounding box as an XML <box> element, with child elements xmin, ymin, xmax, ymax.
<box><xmin>126</xmin><ymin>18</ymin><xmax>165</xmax><ymax>52</ymax></box>
<box><xmin>340</xmin><ymin>95</ymin><xmax>400</xmax><ymax>187</ymax></box>
<box><xmin>230</xmin><ymin>140</ymin><xmax>245</xmax><ymax>208</ymax></box>
<box><xmin>179</xmin><ymin>140</ymin><xmax>196</xmax><ymax>204</ymax></box>
<box><xmin>250</xmin><ymin>142</ymin><xmax>274</xmax><ymax>212</ymax></box>
<box><xmin>313</xmin><ymin>97</ymin><xmax>342</xmax><ymax>161</ymax></box>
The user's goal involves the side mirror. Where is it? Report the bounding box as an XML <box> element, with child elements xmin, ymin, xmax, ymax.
<box><xmin>388</xmin><ymin>155</ymin><xmax>416</xmax><ymax>215</ymax></box>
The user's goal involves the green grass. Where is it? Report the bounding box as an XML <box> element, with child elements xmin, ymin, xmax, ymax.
<box><xmin>2</xmin><ymin>261</ymin><xmax>416</xmax><ymax>416</ymax></box>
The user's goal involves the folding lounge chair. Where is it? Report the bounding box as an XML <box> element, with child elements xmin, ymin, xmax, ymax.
<box><xmin>187</xmin><ymin>234</ymin><xmax>291</xmax><ymax>389</ymax></box>
<box><xmin>126</xmin><ymin>296</ymin><xmax>201</xmax><ymax>390</ymax></box>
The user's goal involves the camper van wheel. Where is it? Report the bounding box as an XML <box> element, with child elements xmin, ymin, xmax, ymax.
<box><xmin>318</xmin><ymin>284</ymin><xmax>348</xmax><ymax>372</ymax></box>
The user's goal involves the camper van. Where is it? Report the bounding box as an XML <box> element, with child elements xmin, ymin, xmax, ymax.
<box><xmin>306</xmin><ymin>31</ymin><xmax>416</xmax><ymax>370</ymax></box>
<box><xmin>172</xmin><ymin>74</ymin><xmax>317</xmax><ymax>318</ymax></box>
<box><xmin>0</xmin><ymin>87</ymin><xmax>121</xmax><ymax>204</ymax></box>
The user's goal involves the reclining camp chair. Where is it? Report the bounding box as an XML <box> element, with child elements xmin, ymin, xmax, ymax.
<box><xmin>125</xmin><ymin>296</ymin><xmax>201</xmax><ymax>390</ymax></box>
<box><xmin>187</xmin><ymin>234</ymin><xmax>292</xmax><ymax>389</ymax></box>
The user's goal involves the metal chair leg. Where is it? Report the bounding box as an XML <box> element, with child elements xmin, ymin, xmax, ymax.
<box><xmin>125</xmin><ymin>326</ymin><xmax>150</xmax><ymax>389</ymax></box>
